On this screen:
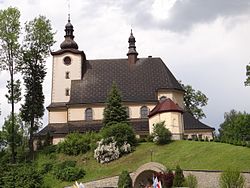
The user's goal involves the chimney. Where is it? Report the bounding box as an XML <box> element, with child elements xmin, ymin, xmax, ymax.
<box><xmin>127</xmin><ymin>29</ymin><xmax>138</xmax><ymax>64</ymax></box>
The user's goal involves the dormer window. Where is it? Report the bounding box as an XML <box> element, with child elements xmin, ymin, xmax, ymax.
<box><xmin>63</xmin><ymin>56</ymin><xmax>71</xmax><ymax>66</ymax></box>
<box><xmin>160</xmin><ymin>96</ymin><xmax>167</xmax><ymax>102</ymax></box>
<box><xmin>65</xmin><ymin>88</ymin><xmax>70</xmax><ymax>96</ymax></box>
<box><xmin>65</xmin><ymin>71</ymin><xmax>70</xmax><ymax>79</ymax></box>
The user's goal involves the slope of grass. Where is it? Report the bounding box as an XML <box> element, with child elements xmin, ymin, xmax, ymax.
<box><xmin>37</xmin><ymin>140</ymin><xmax>250</xmax><ymax>187</ymax></box>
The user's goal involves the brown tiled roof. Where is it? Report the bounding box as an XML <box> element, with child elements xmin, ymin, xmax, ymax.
<box><xmin>36</xmin><ymin>119</ymin><xmax>149</xmax><ymax>137</ymax></box>
<box><xmin>37</xmin><ymin>112</ymin><xmax>214</xmax><ymax>137</ymax></box>
<box><xmin>47</xmin><ymin>102</ymin><xmax>67</xmax><ymax>110</ymax></box>
<box><xmin>68</xmin><ymin>57</ymin><xmax>184</xmax><ymax>105</ymax></box>
<box><xmin>183</xmin><ymin>112</ymin><xmax>215</xmax><ymax>130</ymax></box>
<box><xmin>148</xmin><ymin>98</ymin><xmax>183</xmax><ymax>117</ymax></box>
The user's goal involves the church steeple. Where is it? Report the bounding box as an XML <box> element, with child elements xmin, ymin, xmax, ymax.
<box><xmin>127</xmin><ymin>29</ymin><xmax>138</xmax><ymax>64</ymax></box>
<box><xmin>60</xmin><ymin>14</ymin><xmax>79</xmax><ymax>49</ymax></box>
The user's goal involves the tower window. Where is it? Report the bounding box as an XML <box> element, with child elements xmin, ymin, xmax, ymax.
<box><xmin>65</xmin><ymin>72</ymin><xmax>70</xmax><ymax>79</ymax></box>
<box><xmin>140</xmin><ymin>106</ymin><xmax>148</xmax><ymax>118</ymax></box>
<box><xmin>85</xmin><ymin>108</ymin><xmax>93</xmax><ymax>121</ymax></box>
<box><xmin>63</xmin><ymin>56</ymin><xmax>71</xmax><ymax>66</ymax></box>
<box><xmin>65</xmin><ymin>88</ymin><xmax>70</xmax><ymax>96</ymax></box>
<box><xmin>160</xmin><ymin>96</ymin><xmax>167</xmax><ymax>102</ymax></box>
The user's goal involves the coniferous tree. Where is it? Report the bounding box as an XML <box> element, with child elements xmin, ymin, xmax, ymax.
<box><xmin>173</xmin><ymin>165</ymin><xmax>185</xmax><ymax>187</ymax></box>
<box><xmin>118</xmin><ymin>170</ymin><xmax>132</xmax><ymax>188</ymax></box>
<box><xmin>0</xmin><ymin>7</ymin><xmax>21</xmax><ymax>163</ymax></box>
<box><xmin>103</xmin><ymin>82</ymin><xmax>128</xmax><ymax>126</ymax></box>
<box><xmin>18</xmin><ymin>16</ymin><xmax>55</xmax><ymax>159</ymax></box>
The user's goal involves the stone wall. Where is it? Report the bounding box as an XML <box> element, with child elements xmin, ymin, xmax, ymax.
<box><xmin>81</xmin><ymin>170</ymin><xmax>250</xmax><ymax>188</ymax></box>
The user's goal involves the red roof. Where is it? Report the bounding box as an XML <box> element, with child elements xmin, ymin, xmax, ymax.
<box><xmin>148</xmin><ymin>98</ymin><xmax>184</xmax><ymax>118</ymax></box>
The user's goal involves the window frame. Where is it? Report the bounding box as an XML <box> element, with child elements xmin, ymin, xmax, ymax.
<box><xmin>140</xmin><ymin>106</ymin><xmax>149</xmax><ymax>118</ymax></box>
<box><xmin>85</xmin><ymin>108</ymin><xmax>93</xmax><ymax>121</ymax></box>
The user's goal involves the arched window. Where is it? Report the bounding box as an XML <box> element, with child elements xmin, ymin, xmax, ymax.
<box><xmin>159</xmin><ymin>96</ymin><xmax>167</xmax><ymax>102</ymax></box>
<box><xmin>85</xmin><ymin>108</ymin><xmax>93</xmax><ymax>121</ymax></box>
<box><xmin>125</xmin><ymin>107</ymin><xmax>130</xmax><ymax>118</ymax></box>
<box><xmin>140</xmin><ymin>106</ymin><xmax>148</xmax><ymax>118</ymax></box>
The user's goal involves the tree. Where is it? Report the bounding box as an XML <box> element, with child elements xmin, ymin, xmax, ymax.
<box><xmin>152</xmin><ymin>121</ymin><xmax>172</xmax><ymax>145</ymax></box>
<box><xmin>103</xmin><ymin>82</ymin><xmax>128</xmax><ymax>126</ymax></box>
<box><xmin>219</xmin><ymin>110</ymin><xmax>250</xmax><ymax>143</ymax></box>
<box><xmin>245</xmin><ymin>63</ymin><xmax>250</xmax><ymax>86</ymax></box>
<box><xmin>0</xmin><ymin>7</ymin><xmax>21</xmax><ymax>163</ymax></box>
<box><xmin>1</xmin><ymin>114</ymin><xmax>23</xmax><ymax>148</ymax></box>
<box><xmin>173</xmin><ymin>165</ymin><xmax>185</xmax><ymax>187</ymax></box>
<box><xmin>18</xmin><ymin>16</ymin><xmax>55</xmax><ymax>159</ymax></box>
<box><xmin>183</xmin><ymin>84</ymin><xmax>208</xmax><ymax>120</ymax></box>
<box><xmin>118</xmin><ymin>170</ymin><xmax>132</xmax><ymax>188</ymax></box>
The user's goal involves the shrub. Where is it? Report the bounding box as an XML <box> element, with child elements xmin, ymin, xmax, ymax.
<box><xmin>1</xmin><ymin>164</ymin><xmax>43</xmax><ymax>188</ymax></box>
<box><xmin>118</xmin><ymin>170</ymin><xmax>132</xmax><ymax>188</ymax></box>
<box><xmin>100</xmin><ymin>122</ymin><xmax>136</xmax><ymax>147</ymax></box>
<box><xmin>173</xmin><ymin>165</ymin><xmax>185</xmax><ymax>187</ymax></box>
<box><xmin>94</xmin><ymin>137</ymin><xmax>120</xmax><ymax>164</ymax></box>
<box><xmin>41</xmin><ymin>145</ymin><xmax>57</xmax><ymax>155</ymax></box>
<box><xmin>40</xmin><ymin>162</ymin><xmax>53</xmax><ymax>174</ymax></box>
<box><xmin>152</xmin><ymin>122</ymin><xmax>172</xmax><ymax>145</ymax></box>
<box><xmin>205</xmin><ymin>136</ymin><xmax>209</xmax><ymax>142</ymax></box>
<box><xmin>57</xmin><ymin>132</ymin><xmax>99</xmax><ymax>155</ymax></box>
<box><xmin>184</xmin><ymin>174</ymin><xmax>198</xmax><ymax>188</ymax></box>
<box><xmin>53</xmin><ymin>160</ymin><xmax>85</xmax><ymax>181</ymax></box>
<box><xmin>219</xmin><ymin>169</ymin><xmax>245</xmax><ymax>188</ymax></box>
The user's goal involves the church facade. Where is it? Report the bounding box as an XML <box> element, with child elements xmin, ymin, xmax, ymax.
<box><xmin>38</xmin><ymin>19</ymin><xmax>214</xmax><ymax>144</ymax></box>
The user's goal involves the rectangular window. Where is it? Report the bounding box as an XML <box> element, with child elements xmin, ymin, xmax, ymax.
<box><xmin>65</xmin><ymin>88</ymin><xmax>70</xmax><ymax>96</ymax></box>
<box><xmin>65</xmin><ymin>72</ymin><xmax>70</xmax><ymax>79</ymax></box>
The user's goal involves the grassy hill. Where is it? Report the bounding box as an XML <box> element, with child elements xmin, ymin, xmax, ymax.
<box><xmin>37</xmin><ymin>140</ymin><xmax>250</xmax><ymax>187</ymax></box>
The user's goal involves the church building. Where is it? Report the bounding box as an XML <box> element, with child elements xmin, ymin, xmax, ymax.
<box><xmin>38</xmin><ymin>18</ymin><xmax>214</xmax><ymax>144</ymax></box>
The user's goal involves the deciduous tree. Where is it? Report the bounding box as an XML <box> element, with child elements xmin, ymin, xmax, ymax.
<box><xmin>219</xmin><ymin>110</ymin><xmax>250</xmax><ymax>143</ymax></box>
<box><xmin>18</xmin><ymin>16</ymin><xmax>55</xmax><ymax>159</ymax></box>
<box><xmin>183</xmin><ymin>84</ymin><xmax>208</xmax><ymax>120</ymax></box>
<box><xmin>0</xmin><ymin>7</ymin><xmax>21</xmax><ymax>163</ymax></box>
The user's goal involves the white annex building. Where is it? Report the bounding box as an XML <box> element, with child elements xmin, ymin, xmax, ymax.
<box><xmin>37</xmin><ymin>18</ymin><xmax>214</xmax><ymax>144</ymax></box>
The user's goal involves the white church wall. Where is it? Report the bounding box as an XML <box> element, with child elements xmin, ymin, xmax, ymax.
<box><xmin>49</xmin><ymin>111</ymin><xmax>67</xmax><ymax>123</ymax></box>
<box><xmin>52</xmin><ymin>52</ymin><xmax>82</xmax><ymax>103</ymax></box>
<box><xmin>157</xmin><ymin>90</ymin><xmax>184</xmax><ymax>108</ymax></box>
<box><xmin>184</xmin><ymin>131</ymin><xmax>214</xmax><ymax>140</ymax></box>
<box><xmin>129</xmin><ymin>104</ymin><xmax>155</xmax><ymax>119</ymax></box>
<box><xmin>68</xmin><ymin>107</ymin><xmax>105</xmax><ymax>121</ymax></box>
<box><xmin>67</xmin><ymin>104</ymin><xmax>156</xmax><ymax>121</ymax></box>
<box><xmin>149</xmin><ymin>111</ymin><xmax>184</xmax><ymax>140</ymax></box>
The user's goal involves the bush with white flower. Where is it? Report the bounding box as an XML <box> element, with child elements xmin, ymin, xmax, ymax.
<box><xmin>94</xmin><ymin>137</ymin><xmax>120</xmax><ymax>164</ymax></box>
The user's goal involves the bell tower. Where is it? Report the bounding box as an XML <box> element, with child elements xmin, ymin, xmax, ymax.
<box><xmin>50</xmin><ymin>16</ymin><xmax>86</xmax><ymax>103</ymax></box>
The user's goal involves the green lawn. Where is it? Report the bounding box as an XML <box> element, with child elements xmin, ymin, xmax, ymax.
<box><xmin>37</xmin><ymin>140</ymin><xmax>250</xmax><ymax>187</ymax></box>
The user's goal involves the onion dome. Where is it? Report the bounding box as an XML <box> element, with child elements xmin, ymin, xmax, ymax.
<box><xmin>60</xmin><ymin>18</ymin><xmax>78</xmax><ymax>49</ymax></box>
<box><xmin>127</xmin><ymin>29</ymin><xmax>138</xmax><ymax>56</ymax></box>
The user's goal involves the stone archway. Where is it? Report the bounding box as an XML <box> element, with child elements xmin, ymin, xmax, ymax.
<box><xmin>132</xmin><ymin>162</ymin><xmax>166</xmax><ymax>188</ymax></box>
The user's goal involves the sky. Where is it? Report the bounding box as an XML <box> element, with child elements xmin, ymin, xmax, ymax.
<box><xmin>0</xmin><ymin>0</ymin><xmax>250</xmax><ymax>131</ymax></box>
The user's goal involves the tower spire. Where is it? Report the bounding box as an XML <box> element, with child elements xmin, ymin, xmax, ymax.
<box><xmin>60</xmin><ymin>3</ymin><xmax>79</xmax><ymax>50</ymax></box>
<box><xmin>127</xmin><ymin>29</ymin><xmax>138</xmax><ymax>64</ymax></box>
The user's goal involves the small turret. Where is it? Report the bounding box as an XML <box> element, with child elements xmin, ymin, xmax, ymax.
<box><xmin>127</xmin><ymin>29</ymin><xmax>138</xmax><ymax>64</ymax></box>
<box><xmin>60</xmin><ymin>14</ymin><xmax>79</xmax><ymax>49</ymax></box>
